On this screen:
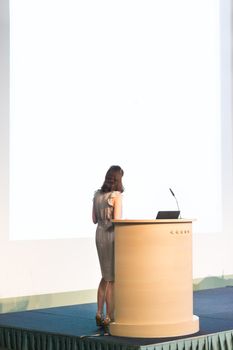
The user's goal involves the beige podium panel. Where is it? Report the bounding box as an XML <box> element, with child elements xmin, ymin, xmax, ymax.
<box><xmin>110</xmin><ymin>219</ymin><xmax>199</xmax><ymax>338</ymax></box>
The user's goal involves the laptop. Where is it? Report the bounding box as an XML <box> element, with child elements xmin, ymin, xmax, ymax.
<box><xmin>156</xmin><ymin>211</ymin><xmax>180</xmax><ymax>219</ymax></box>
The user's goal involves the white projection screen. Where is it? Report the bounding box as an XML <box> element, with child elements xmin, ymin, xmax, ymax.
<box><xmin>10</xmin><ymin>0</ymin><xmax>221</xmax><ymax>240</ymax></box>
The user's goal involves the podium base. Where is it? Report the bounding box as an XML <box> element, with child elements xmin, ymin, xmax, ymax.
<box><xmin>110</xmin><ymin>315</ymin><xmax>199</xmax><ymax>338</ymax></box>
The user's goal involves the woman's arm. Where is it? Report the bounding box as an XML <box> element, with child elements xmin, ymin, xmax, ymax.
<box><xmin>113</xmin><ymin>193</ymin><xmax>122</xmax><ymax>220</ymax></box>
<box><xmin>92</xmin><ymin>203</ymin><xmax>97</xmax><ymax>224</ymax></box>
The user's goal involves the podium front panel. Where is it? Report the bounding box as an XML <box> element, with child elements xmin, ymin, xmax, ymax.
<box><xmin>110</xmin><ymin>220</ymin><xmax>199</xmax><ymax>338</ymax></box>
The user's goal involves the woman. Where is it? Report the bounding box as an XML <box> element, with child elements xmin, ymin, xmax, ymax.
<box><xmin>92</xmin><ymin>165</ymin><xmax>124</xmax><ymax>327</ymax></box>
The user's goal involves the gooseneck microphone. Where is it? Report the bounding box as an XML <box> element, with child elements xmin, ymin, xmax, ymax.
<box><xmin>169</xmin><ymin>188</ymin><xmax>181</xmax><ymax>218</ymax></box>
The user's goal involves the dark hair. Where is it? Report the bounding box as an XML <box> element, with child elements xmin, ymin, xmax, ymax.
<box><xmin>100</xmin><ymin>165</ymin><xmax>124</xmax><ymax>193</ymax></box>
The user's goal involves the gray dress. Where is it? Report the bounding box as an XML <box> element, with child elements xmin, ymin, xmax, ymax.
<box><xmin>93</xmin><ymin>190</ymin><xmax>121</xmax><ymax>282</ymax></box>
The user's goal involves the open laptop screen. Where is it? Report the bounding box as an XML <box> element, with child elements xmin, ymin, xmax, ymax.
<box><xmin>156</xmin><ymin>211</ymin><xmax>180</xmax><ymax>219</ymax></box>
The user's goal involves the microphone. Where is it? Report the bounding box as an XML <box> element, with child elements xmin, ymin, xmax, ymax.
<box><xmin>169</xmin><ymin>188</ymin><xmax>181</xmax><ymax>218</ymax></box>
<box><xmin>169</xmin><ymin>188</ymin><xmax>175</xmax><ymax>197</ymax></box>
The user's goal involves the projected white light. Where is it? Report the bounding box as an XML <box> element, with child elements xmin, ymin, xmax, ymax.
<box><xmin>10</xmin><ymin>0</ymin><xmax>221</xmax><ymax>239</ymax></box>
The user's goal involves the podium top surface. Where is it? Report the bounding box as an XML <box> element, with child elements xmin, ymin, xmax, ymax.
<box><xmin>112</xmin><ymin>219</ymin><xmax>195</xmax><ymax>224</ymax></box>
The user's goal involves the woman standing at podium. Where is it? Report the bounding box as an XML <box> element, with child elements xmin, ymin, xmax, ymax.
<box><xmin>92</xmin><ymin>165</ymin><xmax>124</xmax><ymax>327</ymax></box>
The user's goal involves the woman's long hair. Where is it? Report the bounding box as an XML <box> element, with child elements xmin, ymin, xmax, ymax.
<box><xmin>100</xmin><ymin>165</ymin><xmax>124</xmax><ymax>193</ymax></box>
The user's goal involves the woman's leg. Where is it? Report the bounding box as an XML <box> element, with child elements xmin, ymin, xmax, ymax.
<box><xmin>105</xmin><ymin>281</ymin><xmax>114</xmax><ymax>320</ymax></box>
<box><xmin>97</xmin><ymin>278</ymin><xmax>115</xmax><ymax>326</ymax></box>
<box><xmin>96</xmin><ymin>278</ymin><xmax>107</xmax><ymax>326</ymax></box>
<box><xmin>97</xmin><ymin>278</ymin><xmax>107</xmax><ymax>315</ymax></box>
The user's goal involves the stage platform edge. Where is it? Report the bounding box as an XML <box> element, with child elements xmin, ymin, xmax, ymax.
<box><xmin>0</xmin><ymin>325</ymin><xmax>232</xmax><ymax>350</ymax></box>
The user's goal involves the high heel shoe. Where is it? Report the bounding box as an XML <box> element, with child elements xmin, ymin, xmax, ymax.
<box><xmin>103</xmin><ymin>315</ymin><xmax>111</xmax><ymax>327</ymax></box>
<box><xmin>95</xmin><ymin>313</ymin><xmax>103</xmax><ymax>327</ymax></box>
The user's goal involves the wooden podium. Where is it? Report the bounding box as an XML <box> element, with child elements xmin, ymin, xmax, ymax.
<box><xmin>110</xmin><ymin>219</ymin><xmax>199</xmax><ymax>338</ymax></box>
